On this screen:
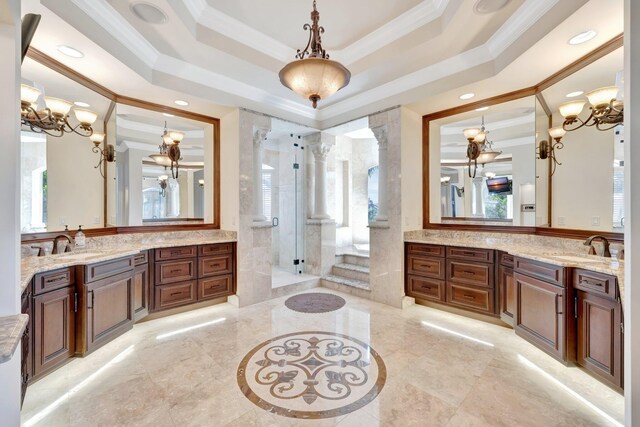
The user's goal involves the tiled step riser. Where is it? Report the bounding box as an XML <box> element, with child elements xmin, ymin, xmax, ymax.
<box><xmin>331</xmin><ymin>266</ymin><xmax>369</xmax><ymax>282</ymax></box>
<box><xmin>321</xmin><ymin>279</ymin><xmax>372</xmax><ymax>300</ymax></box>
<box><xmin>342</xmin><ymin>255</ymin><xmax>370</xmax><ymax>268</ymax></box>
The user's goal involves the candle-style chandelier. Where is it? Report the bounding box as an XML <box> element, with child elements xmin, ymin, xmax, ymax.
<box><xmin>558</xmin><ymin>86</ymin><xmax>623</xmax><ymax>131</ymax></box>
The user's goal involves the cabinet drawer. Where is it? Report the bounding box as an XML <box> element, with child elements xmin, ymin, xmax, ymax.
<box><xmin>573</xmin><ymin>269</ymin><xmax>618</xmax><ymax>301</ymax></box>
<box><xmin>198</xmin><ymin>243</ymin><xmax>234</xmax><ymax>257</ymax></box>
<box><xmin>406</xmin><ymin>243</ymin><xmax>445</xmax><ymax>258</ymax></box>
<box><xmin>155</xmin><ymin>246</ymin><xmax>197</xmax><ymax>261</ymax></box>
<box><xmin>515</xmin><ymin>257</ymin><xmax>565</xmax><ymax>287</ymax></box>
<box><xmin>155</xmin><ymin>259</ymin><xmax>197</xmax><ymax>285</ymax></box>
<box><xmin>446</xmin><ymin>260</ymin><xmax>493</xmax><ymax>288</ymax></box>
<box><xmin>407</xmin><ymin>275</ymin><xmax>445</xmax><ymax>302</ymax></box>
<box><xmin>498</xmin><ymin>252</ymin><xmax>514</xmax><ymax>268</ymax></box>
<box><xmin>447</xmin><ymin>283</ymin><xmax>494</xmax><ymax>314</ymax></box>
<box><xmin>155</xmin><ymin>281</ymin><xmax>197</xmax><ymax>311</ymax></box>
<box><xmin>198</xmin><ymin>275</ymin><xmax>233</xmax><ymax>301</ymax></box>
<box><xmin>134</xmin><ymin>251</ymin><xmax>148</xmax><ymax>266</ymax></box>
<box><xmin>199</xmin><ymin>254</ymin><xmax>233</xmax><ymax>278</ymax></box>
<box><xmin>447</xmin><ymin>247</ymin><xmax>494</xmax><ymax>263</ymax></box>
<box><xmin>34</xmin><ymin>268</ymin><xmax>75</xmax><ymax>295</ymax></box>
<box><xmin>407</xmin><ymin>255</ymin><xmax>445</xmax><ymax>279</ymax></box>
<box><xmin>84</xmin><ymin>257</ymin><xmax>134</xmax><ymax>283</ymax></box>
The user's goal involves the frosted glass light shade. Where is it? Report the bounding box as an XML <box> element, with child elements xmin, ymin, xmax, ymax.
<box><xmin>150</xmin><ymin>154</ymin><xmax>172</xmax><ymax>167</ymax></box>
<box><xmin>21</xmin><ymin>84</ymin><xmax>41</xmax><ymax>104</ymax></box>
<box><xmin>158</xmin><ymin>175</ymin><xmax>169</xmax><ymax>181</ymax></box>
<box><xmin>477</xmin><ymin>150</ymin><xmax>501</xmax><ymax>165</ymax></box>
<box><xmin>474</xmin><ymin>131</ymin><xmax>487</xmax><ymax>143</ymax></box>
<box><xmin>559</xmin><ymin>100</ymin><xmax>586</xmax><ymax>118</ymax></box>
<box><xmin>168</xmin><ymin>131</ymin><xmax>184</xmax><ymax>142</ymax></box>
<box><xmin>162</xmin><ymin>134</ymin><xmax>173</xmax><ymax>145</ymax></box>
<box><xmin>463</xmin><ymin>127</ymin><xmax>481</xmax><ymax>140</ymax></box>
<box><xmin>279</xmin><ymin>58</ymin><xmax>351</xmax><ymax>108</ymax></box>
<box><xmin>44</xmin><ymin>97</ymin><xmax>73</xmax><ymax>116</ymax></box>
<box><xmin>90</xmin><ymin>132</ymin><xmax>105</xmax><ymax>143</ymax></box>
<box><xmin>548</xmin><ymin>127</ymin><xmax>566</xmax><ymax>139</ymax></box>
<box><xmin>74</xmin><ymin>109</ymin><xmax>98</xmax><ymax>125</ymax></box>
<box><xmin>485</xmin><ymin>172</ymin><xmax>496</xmax><ymax>179</ymax></box>
<box><xmin>586</xmin><ymin>86</ymin><xmax>619</xmax><ymax>108</ymax></box>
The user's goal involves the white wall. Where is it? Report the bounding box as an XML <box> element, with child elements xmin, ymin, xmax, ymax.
<box><xmin>220</xmin><ymin>109</ymin><xmax>239</xmax><ymax>231</ymax></box>
<box><xmin>0</xmin><ymin>0</ymin><xmax>23</xmax><ymax>424</ymax></box>
<box><xmin>401</xmin><ymin>107</ymin><xmax>423</xmax><ymax>231</ymax></box>
<box><xmin>624</xmin><ymin>2</ymin><xmax>640</xmax><ymax>424</ymax></box>
<box><xmin>47</xmin><ymin>127</ymin><xmax>105</xmax><ymax>230</ymax></box>
<box><xmin>551</xmin><ymin>121</ymin><xmax>614</xmax><ymax>231</ymax></box>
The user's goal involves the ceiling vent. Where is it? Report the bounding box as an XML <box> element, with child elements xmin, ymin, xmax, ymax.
<box><xmin>473</xmin><ymin>0</ymin><xmax>510</xmax><ymax>14</ymax></box>
<box><xmin>130</xmin><ymin>2</ymin><xmax>167</xmax><ymax>24</ymax></box>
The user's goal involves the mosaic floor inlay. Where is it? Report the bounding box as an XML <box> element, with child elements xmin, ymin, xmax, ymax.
<box><xmin>237</xmin><ymin>331</ymin><xmax>386</xmax><ymax>419</ymax></box>
<box><xmin>284</xmin><ymin>293</ymin><xmax>346</xmax><ymax>313</ymax></box>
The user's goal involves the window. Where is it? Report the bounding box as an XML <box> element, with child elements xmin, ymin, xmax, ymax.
<box><xmin>263</xmin><ymin>170</ymin><xmax>272</xmax><ymax>220</ymax></box>
<box><xmin>613</xmin><ymin>166</ymin><xmax>624</xmax><ymax>229</ymax></box>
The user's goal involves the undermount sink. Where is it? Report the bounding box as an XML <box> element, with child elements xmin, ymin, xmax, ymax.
<box><xmin>553</xmin><ymin>255</ymin><xmax>602</xmax><ymax>263</ymax></box>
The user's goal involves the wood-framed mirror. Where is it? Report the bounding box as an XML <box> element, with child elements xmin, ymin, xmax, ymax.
<box><xmin>422</xmin><ymin>34</ymin><xmax>624</xmax><ymax>242</ymax></box>
<box><xmin>20</xmin><ymin>48</ymin><xmax>220</xmax><ymax>242</ymax></box>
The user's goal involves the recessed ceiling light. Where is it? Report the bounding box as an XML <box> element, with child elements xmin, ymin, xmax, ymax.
<box><xmin>566</xmin><ymin>91</ymin><xmax>584</xmax><ymax>98</ymax></box>
<box><xmin>475</xmin><ymin>106</ymin><xmax>489</xmax><ymax>112</ymax></box>
<box><xmin>57</xmin><ymin>45</ymin><xmax>84</xmax><ymax>58</ymax></box>
<box><xmin>74</xmin><ymin>101</ymin><xmax>90</xmax><ymax>107</ymax></box>
<box><xmin>473</xmin><ymin>0</ymin><xmax>510</xmax><ymax>14</ymax></box>
<box><xmin>568</xmin><ymin>30</ymin><xmax>597</xmax><ymax>45</ymax></box>
<box><xmin>174</xmin><ymin>100</ymin><xmax>189</xmax><ymax>106</ymax></box>
<box><xmin>162</xmin><ymin>113</ymin><xmax>175</xmax><ymax>117</ymax></box>
<box><xmin>459</xmin><ymin>93</ymin><xmax>475</xmax><ymax>100</ymax></box>
<box><xmin>131</xmin><ymin>2</ymin><xmax>167</xmax><ymax>24</ymax></box>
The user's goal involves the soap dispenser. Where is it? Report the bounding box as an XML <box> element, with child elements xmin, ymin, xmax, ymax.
<box><xmin>75</xmin><ymin>225</ymin><xmax>86</xmax><ymax>248</ymax></box>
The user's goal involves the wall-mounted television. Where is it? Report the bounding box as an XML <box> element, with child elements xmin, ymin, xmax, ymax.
<box><xmin>486</xmin><ymin>177</ymin><xmax>512</xmax><ymax>195</ymax></box>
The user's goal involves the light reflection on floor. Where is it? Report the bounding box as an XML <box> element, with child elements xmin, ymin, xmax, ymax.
<box><xmin>21</xmin><ymin>289</ymin><xmax>624</xmax><ymax>426</ymax></box>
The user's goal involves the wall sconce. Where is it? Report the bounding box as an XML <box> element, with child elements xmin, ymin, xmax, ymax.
<box><xmin>151</xmin><ymin>122</ymin><xmax>184</xmax><ymax>179</ymax></box>
<box><xmin>158</xmin><ymin>175</ymin><xmax>168</xmax><ymax>197</ymax></box>
<box><xmin>198</xmin><ymin>179</ymin><xmax>205</xmax><ymax>188</ymax></box>
<box><xmin>20</xmin><ymin>84</ymin><xmax>98</xmax><ymax>137</ymax></box>
<box><xmin>558</xmin><ymin>86</ymin><xmax>623</xmax><ymax>131</ymax></box>
<box><xmin>537</xmin><ymin>126</ymin><xmax>566</xmax><ymax>176</ymax></box>
<box><xmin>463</xmin><ymin>116</ymin><xmax>501</xmax><ymax>178</ymax></box>
<box><xmin>90</xmin><ymin>132</ymin><xmax>115</xmax><ymax>177</ymax></box>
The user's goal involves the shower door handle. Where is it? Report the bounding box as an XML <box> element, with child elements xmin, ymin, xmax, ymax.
<box><xmin>272</xmin><ymin>217</ymin><xmax>279</xmax><ymax>227</ymax></box>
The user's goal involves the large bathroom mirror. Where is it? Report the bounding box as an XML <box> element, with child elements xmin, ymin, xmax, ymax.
<box><xmin>20</xmin><ymin>50</ymin><xmax>220</xmax><ymax>239</ymax></box>
<box><xmin>537</xmin><ymin>46</ymin><xmax>624</xmax><ymax>232</ymax></box>
<box><xmin>428</xmin><ymin>96</ymin><xmax>537</xmax><ymax>227</ymax></box>
<box><xmin>110</xmin><ymin>104</ymin><xmax>215</xmax><ymax>227</ymax></box>
<box><xmin>20</xmin><ymin>56</ymin><xmax>112</xmax><ymax>233</ymax></box>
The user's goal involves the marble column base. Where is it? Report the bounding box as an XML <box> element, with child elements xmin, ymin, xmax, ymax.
<box><xmin>305</xmin><ymin>220</ymin><xmax>336</xmax><ymax>277</ymax></box>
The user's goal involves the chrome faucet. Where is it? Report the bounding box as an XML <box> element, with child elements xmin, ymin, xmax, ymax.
<box><xmin>52</xmin><ymin>234</ymin><xmax>74</xmax><ymax>255</ymax></box>
<box><xmin>584</xmin><ymin>235</ymin><xmax>611</xmax><ymax>258</ymax></box>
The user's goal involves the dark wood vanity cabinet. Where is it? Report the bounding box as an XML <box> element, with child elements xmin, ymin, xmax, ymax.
<box><xmin>405</xmin><ymin>243</ymin><xmax>498</xmax><ymax>316</ymax></box>
<box><xmin>152</xmin><ymin>243</ymin><xmax>236</xmax><ymax>312</ymax></box>
<box><xmin>31</xmin><ymin>270</ymin><xmax>77</xmax><ymax>378</ymax></box>
<box><xmin>133</xmin><ymin>251</ymin><xmax>150</xmax><ymax>321</ymax></box>
<box><xmin>21</xmin><ymin>289</ymin><xmax>31</xmax><ymax>406</ymax></box>
<box><xmin>574</xmin><ymin>269</ymin><xmax>623</xmax><ymax>390</ymax></box>
<box><xmin>77</xmin><ymin>257</ymin><xmax>135</xmax><ymax>355</ymax></box>
<box><xmin>498</xmin><ymin>252</ymin><xmax>516</xmax><ymax>326</ymax></box>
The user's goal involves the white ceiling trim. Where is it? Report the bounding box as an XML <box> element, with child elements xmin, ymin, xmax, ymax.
<box><xmin>182</xmin><ymin>0</ymin><xmax>292</xmax><ymax>62</ymax></box>
<box><xmin>120</xmin><ymin>139</ymin><xmax>205</xmax><ymax>156</ymax></box>
<box><xmin>116</xmin><ymin>117</ymin><xmax>205</xmax><ymax>138</ymax></box>
<box><xmin>441</xmin><ymin>113</ymin><xmax>536</xmax><ymax>134</ymax></box>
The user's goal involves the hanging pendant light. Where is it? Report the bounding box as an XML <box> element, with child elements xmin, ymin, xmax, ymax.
<box><xmin>279</xmin><ymin>0</ymin><xmax>351</xmax><ymax>108</ymax></box>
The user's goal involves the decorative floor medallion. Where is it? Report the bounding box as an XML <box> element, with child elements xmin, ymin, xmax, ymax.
<box><xmin>237</xmin><ymin>331</ymin><xmax>386</xmax><ymax>419</ymax></box>
<box><xmin>284</xmin><ymin>293</ymin><xmax>346</xmax><ymax>314</ymax></box>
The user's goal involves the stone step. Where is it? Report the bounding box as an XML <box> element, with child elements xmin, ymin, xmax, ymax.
<box><xmin>332</xmin><ymin>263</ymin><xmax>370</xmax><ymax>282</ymax></box>
<box><xmin>322</xmin><ymin>275</ymin><xmax>370</xmax><ymax>292</ymax></box>
<box><xmin>335</xmin><ymin>254</ymin><xmax>370</xmax><ymax>268</ymax></box>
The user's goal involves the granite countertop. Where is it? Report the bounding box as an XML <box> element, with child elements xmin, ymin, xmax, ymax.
<box><xmin>21</xmin><ymin>236</ymin><xmax>237</xmax><ymax>293</ymax></box>
<box><xmin>405</xmin><ymin>235</ymin><xmax>625</xmax><ymax>304</ymax></box>
<box><xmin>0</xmin><ymin>314</ymin><xmax>29</xmax><ymax>364</ymax></box>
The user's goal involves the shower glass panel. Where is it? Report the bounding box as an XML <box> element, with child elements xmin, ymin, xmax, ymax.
<box><xmin>264</xmin><ymin>138</ymin><xmax>305</xmax><ymax>277</ymax></box>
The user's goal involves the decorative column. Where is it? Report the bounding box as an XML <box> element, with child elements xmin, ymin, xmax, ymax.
<box><xmin>253</xmin><ymin>127</ymin><xmax>270</xmax><ymax>223</ymax></box>
<box><xmin>372</xmin><ymin>125</ymin><xmax>388</xmax><ymax>222</ymax></box>
<box><xmin>473</xmin><ymin>177</ymin><xmax>484</xmax><ymax>217</ymax></box>
<box><xmin>310</xmin><ymin>139</ymin><xmax>332</xmax><ymax>219</ymax></box>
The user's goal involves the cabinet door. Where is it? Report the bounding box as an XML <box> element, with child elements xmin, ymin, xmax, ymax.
<box><xmin>133</xmin><ymin>264</ymin><xmax>149</xmax><ymax>321</ymax></box>
<box><xmin>499</xmin><ymin>266</ymin><xmax>516</xmax><ymax>326</ymax></box>
<box><xmin>85</xmin><ymin>271</ymin><xmax>134</xmax><ymax>354</ymax></box>
<box><xmin>576</xmin><ymin>290</ymin><xmax>623</xmax><ymax>389</ymax></box>
<box><xmin>33</xmin><ymin>286</ymin><xmax>75</xmax><ymax>377</ymax></box>
<box><xmin>515</xmin><ymin>273</ymin><xmax>566</xmax><ymax>362</ymax></box>
<box><xmin>21</xmin><ymin>289</ymin><xmax>32</xmax><ymax>406</ymax></box>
